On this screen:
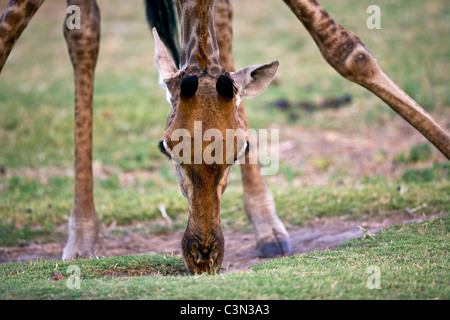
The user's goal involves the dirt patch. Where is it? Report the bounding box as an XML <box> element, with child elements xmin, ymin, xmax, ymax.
<box><xmin>223</xmin><ymin>213</ymin><xmax>437</xmax><ymax>271</ymax></box>
<box><xmin>0</xmin><ymin>213</ymin><xmax>437</xmax><ymax>272</ymax></box>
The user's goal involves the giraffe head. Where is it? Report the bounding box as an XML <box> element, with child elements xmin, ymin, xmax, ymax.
<box><xmin>153</xmin><ymin>0</ymin><xmax>278</xmax><ymax>274</ymax></box>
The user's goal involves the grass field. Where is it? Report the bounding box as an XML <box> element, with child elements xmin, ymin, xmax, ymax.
<box><xmin>0</xmin><ymin>0</ymin><xmax>449</xmax><ymax>300</ymax></box>
<box><xmin>1</xmin><ymin>217</ymin><xmax>448</xmax><ymax>299</ymax></box>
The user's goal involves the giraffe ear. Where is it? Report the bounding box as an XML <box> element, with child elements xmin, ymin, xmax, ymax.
<box><xmin>231</xmin><ymin>60</ymin><xmax>279</xmax><ymax>97</ymax></box>
<box><xmin>153</xmin><ymin>28</ymin><xmax>179</xmax><ymax>81</ymax></box>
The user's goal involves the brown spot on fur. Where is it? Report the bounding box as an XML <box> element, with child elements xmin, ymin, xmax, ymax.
<box><xmin>4</xmin><ymin>9</ymin><xmax>21</xmax><ymax>27</ymax></box>
<box><xmin>321</xmin><ymin>10</ymin><xmax>329</xmax><ymax>18</ymax></box>
<box><xmin>25</xmin><ymin>1</ymin><xmax>38</xmax><ymax>17</ymax></box>
<box><xmin>209</xmin><ymin>66</ymin><xmax>220</xmax><ymax>74</ymax></box>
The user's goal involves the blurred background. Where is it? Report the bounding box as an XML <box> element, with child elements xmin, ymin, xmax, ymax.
<box><xmin>0</xmin><ymin>0</ymin><xmax>448</xmax><ymax>251</ymax></box>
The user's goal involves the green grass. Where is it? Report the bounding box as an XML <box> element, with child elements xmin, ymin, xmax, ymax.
<box><xmin>0</xmin><ymin>217</ymin><xmax>448</xmax><ymax>299</ymax></box>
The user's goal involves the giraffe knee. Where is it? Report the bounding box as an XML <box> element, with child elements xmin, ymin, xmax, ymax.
<box><xmin>341</xmin><ymin>44</ymin><xmax>379</xmax><ymax>84</ymax></box>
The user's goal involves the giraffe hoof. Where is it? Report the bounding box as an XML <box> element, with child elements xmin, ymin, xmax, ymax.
<box><xmin>62</xmin><ymin>245</ymin><xmax>96</xmax><ymax>260</ymax></box>
<box><xmin>62</xmin><ymin>217</ymin><xmax>99</xmax><ymax>260</ymax></box>
<box><xmin>62</xmin><ymin>239</ymin><xmax>97</xmax><ymax>260</ymax></box>
<box><xmin>257</xmin><ymin>235</ymin><xmax>293</xmax><ymax>258</ymax></box>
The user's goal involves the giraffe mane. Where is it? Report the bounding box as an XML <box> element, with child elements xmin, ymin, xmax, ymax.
<box><xmin>195</xmin><ymin>0</ymin><xmax>214</xmax><ymax>70</ymax></box>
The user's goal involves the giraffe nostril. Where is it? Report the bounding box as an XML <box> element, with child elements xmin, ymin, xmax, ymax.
<box><xmin>183</xmin><ymin>231</ymin><xmax>224</xmax><ymax>274</ymax></box>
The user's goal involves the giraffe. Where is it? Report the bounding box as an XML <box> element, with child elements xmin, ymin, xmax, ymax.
<box><xmin>153</xmin><ymin>0</ymin><xmax>293</xmax><ymax>273</ymax></box>
<box><xmin>0</xmin><ymin>0</ymin><xmax>449</xmax><ymax>274</ymax></box>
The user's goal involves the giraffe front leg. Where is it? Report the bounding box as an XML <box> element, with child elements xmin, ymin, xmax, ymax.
<box><xmin>62</xmin><ymin>0</ymin><xmax>100</xmax><ymax>260</ymax></box>
<box><xmin>241</xmin><ymin>160</ymin><xmax>293</xmax><ymax>257</ymax></box>
<box><xmin>282</xmin><ymin>0</ymin><xmax>450</xmax><ymax>159</ymax></box>
<box><xmin>0</xmin><ymin>0</ymin><xmax>45</xmax><ymax>73</ymax></box>
<box><xmin>239</xmin><ymin>106</ymin><xmax>293</xmax><ymax>258</ymax></box>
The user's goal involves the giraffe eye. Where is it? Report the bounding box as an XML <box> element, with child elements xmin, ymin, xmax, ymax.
<box><xmin>158</xmin><ymin>140</ymin><xmax>171</xmax><ymax>160</ymax></box>
<box><xmin>180</xmin><ymin>75</ymin><xmax>199</xmax><ymax>98</ymax></box>
<box><xmin>216</xmin><ymin>74</ymin><xmax>235</xmax><ymax>99</ymax></box>
<box><xmin>234</xmin><ymin>141</ymin><xmax>250</xmax><ymax>162</ymax></box>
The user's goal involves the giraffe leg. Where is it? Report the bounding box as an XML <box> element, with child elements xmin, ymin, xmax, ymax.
<box><xmin>62</xmin><ymin>0</ymin><xmax>100</xmax><ymax>260</ymax></box>
<box><xmin>215</xmin><ymin>0</ymin><xmax>293</xmax><ymax>257</ymax></box>
<box><xmin>0</xmin><ymin>0</ymin><xmax>45</xmax><ymax>73</ymax></box>
<box><xmin>283</xmin><ymin>0</ymin><xmax>450</xmax><ymax>159</ymax></box>
<box><xmin>239</xmin><ymin>110</ymin><xmax>293</xmax><ymax>257</ymax></box>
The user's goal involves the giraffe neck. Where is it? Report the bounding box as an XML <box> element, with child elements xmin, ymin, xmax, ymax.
<box><xmin>176</xmin><ymin>0</ymin><xmax>221</xmax><ymax>73</ymax></box>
